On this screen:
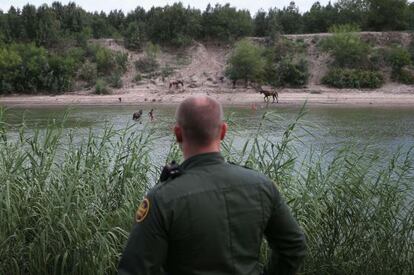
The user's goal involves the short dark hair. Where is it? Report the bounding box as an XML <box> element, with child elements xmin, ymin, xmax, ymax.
<box><xmin>176</xmin><ymin>96</ymin><xmax>224</xmax><ymax>146</ymax></box>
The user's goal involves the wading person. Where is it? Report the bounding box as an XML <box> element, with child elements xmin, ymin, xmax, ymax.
<box><xmin>149</xmin><ymin>108</ymin><xmax>154</xmax><ymax>121</ymax></box>
<box><xmin>118</xmin><ymin>96</ymin><xmax>306</xmax><ymax>275</ymax></box>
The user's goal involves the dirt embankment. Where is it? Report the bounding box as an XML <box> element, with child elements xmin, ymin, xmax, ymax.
<box><xmin>1</xmin><ymin>32</ymin><xmax>414</xmax><ymax>107</ymax></box>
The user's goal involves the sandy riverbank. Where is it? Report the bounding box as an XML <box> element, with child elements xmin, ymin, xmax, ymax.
<box><xmin>1</xmin><ymin>86</ymin><xmax>414</xmax><ymax>107</ymax></box>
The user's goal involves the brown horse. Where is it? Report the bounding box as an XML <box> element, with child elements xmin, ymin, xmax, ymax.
<box><xmin>254</xmin><ymin>84</ymin><xmax>279</xmax><ymax>103</ymax></box>
<box><xmin>169</xmin><ymin>80</ymin><xmax>184</xmax><ymax>89</ymax></box>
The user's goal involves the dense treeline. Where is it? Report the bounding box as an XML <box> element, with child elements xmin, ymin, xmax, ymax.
<box><xmin>1</xmin><ymin>0</ymin><xmax>414</xmax><ymax>94</ymax></box>
<box><xmin>1</xmin><ymin>0</ymin><xmax>414</xmax><ymax>48</ymax></box>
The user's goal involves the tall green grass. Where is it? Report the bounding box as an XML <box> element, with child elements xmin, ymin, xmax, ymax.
<box><xmin>0</xmin><ymin>107</ymin><xmax>413</xmax><ymax>274</ymax></box>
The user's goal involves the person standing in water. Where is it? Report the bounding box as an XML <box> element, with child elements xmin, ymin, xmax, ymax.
<box><xmin>148</xmin><ymin>109</ymin><xmax>154</xmax><ymax>121</ymax></box>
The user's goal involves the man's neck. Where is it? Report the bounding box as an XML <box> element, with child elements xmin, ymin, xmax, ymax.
<box><xmin>182</xmin><ymin>143</ymin><xmax>221</xmax><ymax>160</ymax></box>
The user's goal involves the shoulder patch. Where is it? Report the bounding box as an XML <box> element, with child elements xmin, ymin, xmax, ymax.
<box><xmin>135</xmin><ymin>198</ymin><xmax>150</xmax><ymax>223</ymax></box>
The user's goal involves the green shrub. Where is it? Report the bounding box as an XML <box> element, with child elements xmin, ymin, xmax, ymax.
<box><xmin>368</xmin><ymin>47</ymin><xmax>388</xmax><ymax>70</ymax></box>
<box><xmin>161</xmin><ymin>65</ymin><xmax>175</xmax><ymax>79</ymax></box>
<box><xmin>320</xmin><ymin>24</ymin><xmax>371</xmax><ymax>69</ymax></box>
<box><xmin>225</xmin><ymin>39</ymin><xmax>265</xmax><ymax>84</ymax></box>
<box><xmin>394</xmin><ymin>67</ymin><xmax>414</xmax><ymax>84</ymax></box>
<box><xmin>88</xmin><ymin>45</ymin><xmax>127</xmax><ymax>76</ymax></box>
<box><xmin>11</xmin><ymin>43</ymin><xmax>49</xmax><ymax>93</ymax></box>
<box><xmin>144</xmin><ymin>42</ymin><xmax>160</xmax><ymax>60</ymax></box>
<box><xmin>0</xmin><ymin>43</ymin><xmax>77</xmax><ymax>94</ymax></box>
<box><xmin>65</xmin><ymin>47</ymin><xmax>86</xmax><ymax>66</ymax></box>
<box><xmin>134</xmin><ymin>73</ymin><xmax>142</xmax><ymax>83</ymax></box>
<box><xmin>386</xmin><ymin>46</ymin><xmax>412</xmax><ymax>71</ymax></box>
<box><xmin>176</xmin><ymin>52</ymin><xmax>191</xmax><ymax>66</ymax></box>
<box><xmin>272</xmin><ymin>58</ymin><xmax>309</xmax><ymax>87</ymax></box>
<box><xmin>409</xmin><ymin>39</ymin><xmax>414</xmax><ymax>63</ymax></box>
<box><xmin>95</xmin><ymin>78</ymin><xmax>111</xmax><ymax>94</ymax></box>
<box><xmin>134</xmin><ymin>57</ymin><xmax>159</xmax><ymax>73</ymax></box>
<box><xmin>95</xmin><ymin>46</ymin><xmax>115</xmax><ymax>75</ymax></box>
<box><xmin>114</xmin><ymin>52</ymin><xmax>128</xmax><ymax>73</ymax></box>
<box><xmin>45</xmin><ymin>54</ymin><xmax>76</xmax><ymax>93</ymax></box>
<box><xmin>385</xmin><ymin>46</ymin><xmax>413</xmax><ymax>83</ymax></box>
<box><xmin>170</xmin><ymin>34</ymin><xmax>193</xmax><ymax>48</ymax></box>
<box><xmin>0</xmin><ymin>47</ymin><xmax>22</xmax><ymax>94</ymax></box>
<box><xmin>78</xmin><ymin>61</ymin><xmax>97</xmax><ymax>86</ymax></box>
<box><xmin>262</xmin><ymin>37</ymin><xmax>309</xmax><ymax>87</ymax></box>
<box><xmin>322</xmin><ymin>68</ymin><xmax>384</xmax><ymax>88</ymax></box>
<box><xmin>109</xmin><ymin>71</ymin><xmax>123</xmax><ymax>88</ymax></box>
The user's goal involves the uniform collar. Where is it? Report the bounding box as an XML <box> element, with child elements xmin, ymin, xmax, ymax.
<box><xmin>180</xmin><ymin>152</ymin><xmax>225</xmax><ymax>170</ymax></box>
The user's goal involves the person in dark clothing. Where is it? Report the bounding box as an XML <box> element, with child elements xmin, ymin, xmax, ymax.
<box><xmin>149</xmin><ymin>109</ymin><xmax>154</xmax><ymax>121</ymax></box>
<box><xmin>119</xmin><ymin>96</ymin><xmax>306</xmax><ymax>275</ymax></box>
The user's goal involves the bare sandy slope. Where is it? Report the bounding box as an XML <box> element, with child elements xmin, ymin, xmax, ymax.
<box><xmin>1</xmin><ymin>34</ymin><xmax>414</xmax><ymax>107</ymax></box>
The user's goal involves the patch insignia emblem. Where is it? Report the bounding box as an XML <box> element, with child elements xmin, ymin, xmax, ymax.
<box><xmin>135</xmin><ymin>198</ymin><xmax>150</xmax><ymax>223</ymax></box>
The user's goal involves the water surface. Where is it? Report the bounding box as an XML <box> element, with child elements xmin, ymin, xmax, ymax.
<box><xmin>3</xmin><ymin>104</ymin><xmax>414</xmax><ymax>159</ymax></box>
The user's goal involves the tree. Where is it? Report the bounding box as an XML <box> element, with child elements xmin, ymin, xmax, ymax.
<box><xmin>335</xmin><ymin>0</ymin><xmax>367</xmax><ymax>28</ymax></box>
<box><xmin>0</xmin><ymin>47</ymin><xmax>22</xmax><ymax>93</ymax></box>
<box><xmin>6</xmin><ymin>6</ymin><xmax>25</xmax><ymax>42</ymax></box>
<box><xmin>146</xmin><ymin>3</ymin><xmax>201</xmax><ymax>47</ymax></box>
<box><xmin>201</xmin><ymin>4</ymin><xmax>253</xmax><ymax>41</ymax></box>
<box><xmin>277</xmin><ymin>2</ymin><xmax>303</xmax><ymax>34</ymax></box>
<box><xmin>303</xmin><ymin>2</ymin><xmax>339</xmax><ymax>33</ymax></box>
<box><xmin>91</xmin><ymin>12</ymin><xmax>115</xmax><ymax>38</ymax></box>
<box><xmin>124</xmin><ymin>21</ymin><xmax>146</xmax><ymax>50</ymax></box>
<box><xmin>225</xmin><ymin>39</ymin><xmax>265</xmax><ymax>84</ymax></box>
<box><xmin>409</xmin><ymin>3</ymin><xmax>414</xmax><ymax>30</ymax></box>
<box><xmin>366</xmin><ymin>0</ymin><xmax>409</xmax><ymax>30</ymax></box>
<box><xmin>254</xmin><ymin>10</ymin><xmax>268</xmax><ymax>37</ymax></box>
<box><xmin>320</xmin><ymin>24</ymin><xmax>371</xmax><ymax>69</ymax></box>
<box><xmin>21</xmin><ymin>4</ymin><xmax>38</xmax><ymax>42</ymax></box>
<box><xmin>36</xmin><ymin>5</ymin><xmax>60</xmax><ymax>47</ymax></box>
<box><xmin>108</xmin><ymin>10</ymin><xmax>125</xmax><ymax>32</ymax></box>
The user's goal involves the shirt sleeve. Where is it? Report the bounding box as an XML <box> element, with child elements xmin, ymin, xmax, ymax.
<box><xmin>263</xmin><ymin>183</ymin><xmax>307</xmax><ymax>275</ymax></box>
<box><xmin>118</xmin><ymin>191</ymin><xmax>168</xmax><ymax>275</ymax></box>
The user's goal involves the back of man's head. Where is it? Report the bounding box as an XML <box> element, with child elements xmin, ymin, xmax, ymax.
<box><xmin>175</xmin><ymin>96</ymin><xmax>224</xmax><ymax>147</ymax></box>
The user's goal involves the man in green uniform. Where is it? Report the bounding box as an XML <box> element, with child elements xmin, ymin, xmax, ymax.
<box><xmin>118</xmin><ymin>96</ymin><xmax>306</xmax><ymax>275</ymax></box>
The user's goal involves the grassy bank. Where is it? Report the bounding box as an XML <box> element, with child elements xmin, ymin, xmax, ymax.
<box><xmin>0</xmin><ymin>108</ymin><xmax>413</xmax><ymax>274</ymax></box>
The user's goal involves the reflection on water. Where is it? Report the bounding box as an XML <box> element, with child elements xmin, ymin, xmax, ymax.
<box><xmin>3</xmin><ymin>104</ymin><xmax>414</xmax><ymax>159</ymax></box>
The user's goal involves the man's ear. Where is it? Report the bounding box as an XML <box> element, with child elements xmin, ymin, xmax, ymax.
<box><xmin>174</xmin><ymin>125</ymin><xmax>183</xmax><ymax>143</ymax></box>
<box><xmin>220</xmin><ymin>122</ymin><xmax>227</xmax><ymax>141</ymax></box>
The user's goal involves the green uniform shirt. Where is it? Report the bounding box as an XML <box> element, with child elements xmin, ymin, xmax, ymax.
<box><xmin>119</xmin><ymin>152</ymin><xmax>306</xmax><ymax>275</ymax></box>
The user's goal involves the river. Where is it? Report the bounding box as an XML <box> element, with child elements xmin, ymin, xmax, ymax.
<box><xmin>2</xmin><ymin>104</ymin><xmax>414</xmax><ymax>160</ymax></box>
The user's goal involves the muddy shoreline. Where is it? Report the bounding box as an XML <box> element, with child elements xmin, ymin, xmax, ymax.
<box><xmin>2</xmin><ymin>87</ymin><xmax>414</xmax><ymax>108</ymax></box>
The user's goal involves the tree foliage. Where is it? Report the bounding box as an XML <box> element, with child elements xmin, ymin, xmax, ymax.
<box><xmin>320</xmin><ymin>25</ymin><xmax>371</xmax><ymax>69</ymax></box>
<box><xmin>202</xmin><ymin>4</ymin><xmax>253</xmax><ymax>41</ymax></box>
<box><xmin>124</xmin><ymin>22</ymin><xmax>146</xmax><ymax>50</ymax></box>
<box><xmin>263</xmin><ymin>38</ymin><xmax>309</xmax><ymax>87</ymax></box>
<box><xmin>225</xmin><ymin>39</ymin><xmax>265</xmax><ymax>83</ymax></box>
<box><xmin>0</xmin><ymin>43</ymin><xmax>76</xmax><ymax>94</ymax></box>
<box><xmin>322</xmin><ymin>68</ymin><xmax>384</xmax><ymax>88</ymax></box>
<box><xmin>0</xmin><ymin>1</ymin><xmax>413</xmax><ymax>48</ymax></box>
<box><xmin>146</xmin><ymin>3</ymin><xmax>201</xmax><ymax>47</ymax></box>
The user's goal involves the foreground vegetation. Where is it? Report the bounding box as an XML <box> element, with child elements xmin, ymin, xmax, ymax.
<box><xmin>0</xmin><ymin>108</ymin><xmax>413</xmax><ymax>274</ymax></box>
